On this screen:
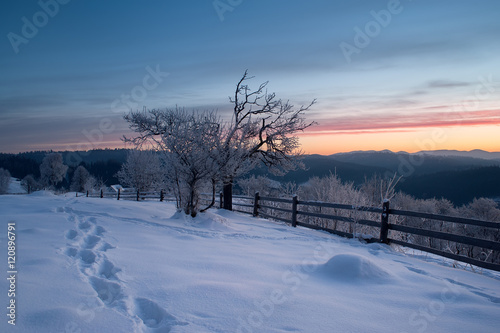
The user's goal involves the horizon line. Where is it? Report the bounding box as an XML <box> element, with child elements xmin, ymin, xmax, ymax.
<box><xmin>2</xmin><ymin>147</ymin><xmax>500</xmax><ymax>156</ymax></box>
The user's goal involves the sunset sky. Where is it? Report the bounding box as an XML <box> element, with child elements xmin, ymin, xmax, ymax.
<box><xmin>1</xmin><ymin>0</ymin><xmax>499</xmax><ymax>155</ymax></box>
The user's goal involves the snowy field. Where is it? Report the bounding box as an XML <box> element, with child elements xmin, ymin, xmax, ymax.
<box><xmin>0</xmin><ymin>192</ymin><xmax>499</xmax><ymax>333</ymax></box>
<box><xmin>6</xmin><ymin>178</ymin><xmax>26</xmax><ymax>195</ymax></box>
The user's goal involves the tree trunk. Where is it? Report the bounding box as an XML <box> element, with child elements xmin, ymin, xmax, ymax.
<box><xmin>187</xmin><ymin>186</ymin><xmax>197</xmax><ymax>217</ymax></box>
<box><xmin>200</xmin><ymin>179</ymin><xmax>216</xmax><ymax>213</ymax></box>
<box><xmin>223</xmin><ymin>180</ymin><xmax>233</xmax><ymax>211</ymax></box>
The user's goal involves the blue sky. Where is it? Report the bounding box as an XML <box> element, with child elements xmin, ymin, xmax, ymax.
<box><xmin>1</xmin><ymin>0</ymin><xmax>500</xmax><ymax>154</ymax></box>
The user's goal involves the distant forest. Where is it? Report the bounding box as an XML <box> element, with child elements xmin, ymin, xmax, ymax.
<box><xmin>0</xmin><ymin>149</ymin><xmax>127</xmax><ymax>190</ymax></box>
<box><xmin>1</xmin><ymin>149</ymin><xmax>499</xmax><ymax>207</ymax></box>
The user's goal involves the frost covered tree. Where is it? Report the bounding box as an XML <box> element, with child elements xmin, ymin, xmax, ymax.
<box><xmin>237</xmin><ymin>175</ymin><xmax>283</xmax><ymax>197</ymax></box>
<box><xmin>116</xmin><ymin>150</ymin><xmax>165</xmax><ymax>192</ymax></box>
<box><xmin>70</xmin><ymin>166</ymin><xmax>91</xmax><ymax>192</ymax></box>
<box><xmin>83</xmin><ymin>175</ymin><xmax>98</xmax><ymax>192</ymax></box>
<box><xmin>298</xmin><ymin>173</ymin><xmax>376</xmax><ymax>236</ymax></box>
<box><xmin>83</xmin><ymin>175</ymin><xmax>104</xmax><ymax>193</ymax></box>
<box><xmin>0</xmin><ymin>168</ymin><xmax>11</xmax><ymax>194</ymax></box>
<box><xmin>124</xmin><ymin>109</ymin><xmax>220</xmax><ymax>216</ymax></box>
<box><xmin>462</xmin><ymin>198</ymin><xmax>500</xmax><ymax>222</ymax></box>
<box><xmin>124</xmin><ymin>71</ymin><xmax>315</xmax><ymax>216</ymax></box>
<box><xmin>21</xmin><ymin>174</ymin><xmax>40</xmax><ymax>193</ymax></box>
<box><xmin>40</xmin><ymin>153</ymin><xmax>68</xmax><ymax>189</ymax></box>
<box><xmin>219</xmin><ymin>70</ymin><xmax>315</xmax><ymax>210</ymax></box>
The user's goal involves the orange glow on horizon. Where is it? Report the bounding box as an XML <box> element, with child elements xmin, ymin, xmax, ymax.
<box><xmin>298</xmin><ymin>105</ymin><xmax>500</xmax><ymax>154</ymax></box>
<box><xmin>14</xmin><ymin>127</ymin><xmax>500</xmax><ymax>156</ymax></box>
<box><xmin>299</xmin><ymin>125</ymin><xmax>500</xmax><ymax>154</ymax></box>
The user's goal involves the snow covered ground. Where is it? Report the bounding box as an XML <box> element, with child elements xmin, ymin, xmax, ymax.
<box><xmin>0</xmin><ymin>193</ymin><xmax>499</xmax><ymax>333</ymax></box>
<box><xmin>6</xmin><ymin>178</ymin><xmax>26</xmax><ymax>195</ymax></box>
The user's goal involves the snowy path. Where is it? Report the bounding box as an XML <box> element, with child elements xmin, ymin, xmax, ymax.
<box><xmin>0</xmin><ymin>192</ymin><xmax>499</xmax><ymax>332</ymax></box>
<box><xmin>60</xmin><ymin>204</ymin><xmax>188</xmax><ymax>332</ymax></box>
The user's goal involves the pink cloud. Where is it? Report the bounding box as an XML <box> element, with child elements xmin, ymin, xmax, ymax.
<box><xmin>303</xmin><ymin>109</ymin><xmax>500</xmax><ymax>135</ymax></box>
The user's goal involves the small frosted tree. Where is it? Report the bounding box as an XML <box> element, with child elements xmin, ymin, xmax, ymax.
<box><xmin>0</xmin><ymin>168</ymin><xmax>11</xmax><ymax>194</ymax></box>
<box><xmin>21</xmin><ymin>174</ymin><xmax>40</xmax><ymax>193</ymax></box>
<box><xmin>237</xmin><ymin>175</ymin><xmax>283</xmax><ymax>197</ymax></box>
<box><xmin>116</xmin><ymin>150</ymin><xmax>165</xmax><ymax>192</ymax></box>
<box><xmin>70</xmin><ymin>166</ymin><xmax>90</xmax><ymax>192</ymax></box>
<box><xmin>463</xmin><ymin>198</ymin><xmax>500</xmax><ymax>222</ymax></box>
<box><xmin>83</xmin><ymin>175</ymin><xmax>98</xmax><ymax>192</ymax></box>
<box><xmin>124</xmin><ymin>109</ymin><xmax>221</xmax><ymax>216</ymax></box>
<box><xmin>40</xmin><ymin>153</ymin><xmax>68</xmax><ymax>189</ymax></box>
<box><xmin>299</xmin><ymin>174</ymin><xmax>374</xmax><ymax>235</ymax></box>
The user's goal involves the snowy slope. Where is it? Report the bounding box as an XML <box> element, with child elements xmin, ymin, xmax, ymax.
<box><xmin>0</xmin><ymin>193</ymin><xmax>499</xmax><ymax>333</ymax></box>
<box><xmin>6</xmin><ymin>178</ymin><xmax>26</xmax><ymax>194</ymax></box>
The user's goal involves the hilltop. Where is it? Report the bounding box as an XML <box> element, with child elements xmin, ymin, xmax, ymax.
<box><xmin>0</xmin><ymin>193</ymin><xmax>499</xmax><ymax>332</ymax></box>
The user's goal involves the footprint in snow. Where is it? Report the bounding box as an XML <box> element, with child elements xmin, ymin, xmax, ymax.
<box><xmin>64</xmin><ymin>247</ymin><xmax>78</xmax><ymax>257</ymax></box>
<box><xmin>98</xmin><ymin>259</ymin><xmax>121</xmax><ymax>280</ymax></box>
<box><xmin>133</xmin><ymin>298</ymin><xmax>183</xmax><ymax>331</ymax></box>
<box><xmin>78</xmin><ymin>249</ymin><xmax>96</xmax><ymax>265</ymax></box>
<box><xmin>65</xmin><ymin>229</ymin><xmax>78</xmax><ymax>240</ymax></box>
<box><xmin>83</xmin><ymin>235</ymin><xmax>101</xmax><ymax>249</ymax></box>
<box><xmin>99</xmin><ymin>242</ymin><xmax>115</xmax><ymax>252</ymax></box>
<box><xmin>78</xmin><ymin>221</ymin><xmax>92</xmax><ymax>231</ymax></box>
<box><xmin>94</xmin><ymin>225</ymin><xmax>106</xmax><ymax>236</ymax></box>
<box><xmin>89</xmin><ymin>276</ymin><xmax>125</xmax><ymax>307</ymax></box>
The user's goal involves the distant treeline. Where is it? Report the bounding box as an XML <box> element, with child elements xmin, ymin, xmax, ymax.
<box><xmin>1</xmin><ymin>149</ymin><xmax>499</xmax><ymax>207</ymax></box>
<box><xmin>0</xmin><ymin>149</ymin><xmax>128</xmax><ymax>188</ymax></box>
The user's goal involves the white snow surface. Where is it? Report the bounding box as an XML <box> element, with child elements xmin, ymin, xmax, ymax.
<box><xmin>0</xmin><ymin>193</ymin><xmax>499</xmax><ymax>332</ymax></box>
<box><xmin>7</xmin><ymin>178</ymin><xmax>26</xmax><ymax>194</ymax></box>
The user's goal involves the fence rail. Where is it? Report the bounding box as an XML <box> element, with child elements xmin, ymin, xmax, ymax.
<box><xmin>82</xmin><ymin>189</ymin><xmax>173</xmax><ymax>202</ymax></box>
<box><xmin>80</xmin><ymin>189</ymin><xmax>500</xmax><ymax>272</ymax></box>
<box><xmin>227</xmin><ymin>192</ymin><xmax>500</xmax><ymax>272</ymax></box>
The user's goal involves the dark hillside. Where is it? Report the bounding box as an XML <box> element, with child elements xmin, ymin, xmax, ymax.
<box><xmin>398</xmin><ymin>166</ymin><xmax>500</xmax><ymax>206</ymax></box>
<box><xmin>250</xmin><ymin>154</ymin><xmax>391</xmax><ymax>185</ymax></box>
<box><xmin>332</xmin><ymin>151</ymin><xmax>499</xmax><ymax>176</ymax></box>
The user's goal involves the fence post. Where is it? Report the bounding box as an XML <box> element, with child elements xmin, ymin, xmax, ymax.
<box><xmin>100</xmin><ymin>189</ymin><xmax>103</xmax><ymax>198</ymax></box>
<box><xmin>380</xmin><ymin>200</ymin><xmax>390</xmax><ymax>243</ymax></box>
<box><xmin>136</xmin><ymin>189</ymin><xmax>140</xmax><ymax>201</ymax></box>
<box><xmin>117</xmin><ymin>188</ymin><xmax>121</xmax><ymax>200</ymax></box>
<box><xmin>160</xmin><ymin>190</ymin><xmax>164</xmax><ymax>202</ymax></box>
<box><xmin>219</xmin><ymin>192</ymin><xmax>223</xmax><ymax>209</ymax></box>
<box><xmin>223</xmin><ymin>182</ymin><xmax>233</xmax><ymax>211</ymax></box>
<box><xmin>253</xmin><ymin>192</ymin><xmax>260</xmax><ymax>217</ymax></box>
<box><xmin>291</xmin><ymin>195</ymin><xmax>298</xmax><ymax>227</ymax></box>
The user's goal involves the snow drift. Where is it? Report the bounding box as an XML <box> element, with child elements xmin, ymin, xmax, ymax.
<box><xmin>0</xmin><ymin>193</ymin><xmax>499</xmax><ymax>332</ymax></box>
<box><xmin>318</xmin><ymin>253</ymin><xmax>394</xmax><ymax>283</ymax></box>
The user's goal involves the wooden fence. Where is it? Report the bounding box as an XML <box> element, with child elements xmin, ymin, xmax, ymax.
<box><xmin>227</xmin><ymin>192</ymin><xmax>500</xmax><ymax>272</ymax></box>
<box><xmin>82</xmin><ymin>189</ymin><xmax>173</xmax><ymax>202</ymax></box>
<box><xmin>80</xmin><ymin>189</ymin><xmax>500</xmax><ymax>272</ymax></box>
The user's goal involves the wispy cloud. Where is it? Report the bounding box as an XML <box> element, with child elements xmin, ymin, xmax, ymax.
<box><xmin>305</xmin><ymin>109</ymin><xmax>500</xmax><ymax>135</ymax></box>
<box><xmin>427</xmin><ymin>80</ymin><xmax>472</xmax><ymax>89</ymax></box>
<box><xmin>1</xmin><ymin>1</ymin><xmax>499</xmax><ymax>153</ymax></box>
<box><xmin>0</xmin><ymin>114</ymin><xmax>128</xmax><ymax>153</ymax></box>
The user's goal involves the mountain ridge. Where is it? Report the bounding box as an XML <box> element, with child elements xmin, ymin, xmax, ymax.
<box><xmin>331</xmin><ymin>149</ymin><xmax>500</xmax><ymax>160</ymax></box>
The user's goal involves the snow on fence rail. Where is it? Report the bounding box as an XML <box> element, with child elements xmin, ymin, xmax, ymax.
<box><xmin>78</xmin><ymin>189</ymin><xmax>500</xmax><ymax>272</ymax></box>
<box><xmin>82</xmin><ymin>189</ymin><xmax>174</xmax><ymax>202</ymax></box>
<box><xmin>226</xmin><ymin>192</ymin><xmax>500</xmax><ymax>272</ymax></box>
